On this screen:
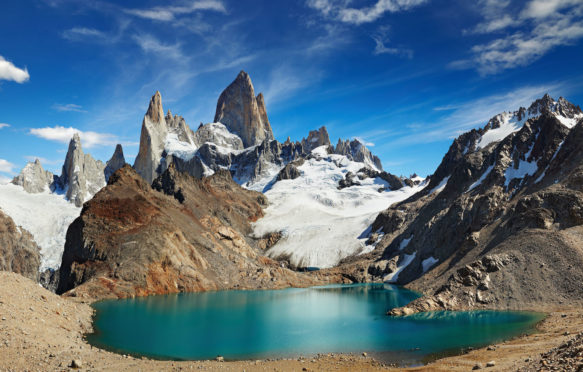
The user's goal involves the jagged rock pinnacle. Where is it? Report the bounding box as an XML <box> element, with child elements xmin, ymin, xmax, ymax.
<box><xmin>214</xmin><ymin>71</ymin><xmax>274</xmax><ymax>147</ymax></box>
<box><xmin>105</xmin><ymin>144</ymin><xmax>126</xmax><ymax>181</ymax></box>
<box><xmin>146</xmin><ymin>91</ymin><xmax>164</xmax><ymax>123</ymax></box>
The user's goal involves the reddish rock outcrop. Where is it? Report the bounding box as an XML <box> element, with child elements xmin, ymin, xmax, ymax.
<box><xmin>57</xmin><ymin>165</ymin><xmax>333</xmax><ymax>299</ymax></box>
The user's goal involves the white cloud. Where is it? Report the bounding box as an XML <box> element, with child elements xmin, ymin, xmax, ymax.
<box><xmin>0</xmin><ymin>123</ymin><xmax>9</xmax><ymax>129</ymax></box>
<box><xmin>0</xmin><ymin>175</ymin><xmax>11</xmax><ymax>184</ymax></box>
<box><xmin>0</xmin><ymin>56</ymin><xmax>29</xmax><ymax>83</ymax></box>
<box><xmin>458</xmin><ymin>0</ymin><xmax>583</xmax><ymax>74</ymax></box>
<box><xmin>521</xmin><ymin>0</ymin><xmax>582</xmax><ymax>19</ymax></box>
<box><xmin>0</xmin><ymin>159</ymin><xmax>15</xmax><ymax>173</ymax></box>
<box><xmin>133</xmin><ymin>34</ymin><xmax>184</xmax><ymax>61</ymax></box>
<box><xmin>62</xmin><ymin>27</ymin><xmax>106</xmax><ymax>41</ymax></box>
<box><xmin>29</xmin><ymin>126</ymin><xmax>118</xmax><ymax>148</ymax></box>
<box><xmin>52</xmin><ymin>103</ymin><xmax>86</xmax><ymax>113</ymax></box>
<box><xmin>125</xmin><ymin>0</ymin><xmax>226</xmax><ymax>22</ymax></box>
<box><xmin>308</xmin><ymin>0</ymin><xmax>429</xmax><ymax>24</ymax></box>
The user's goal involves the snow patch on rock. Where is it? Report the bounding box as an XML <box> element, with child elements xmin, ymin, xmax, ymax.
<box><xmin>384</xmin><ymin>253</ymin><xmax>416</xmax><ymax>283</ymax></box>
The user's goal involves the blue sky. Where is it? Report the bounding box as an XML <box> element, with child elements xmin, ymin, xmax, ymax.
<box><xmin>1</xmin><ymin>0</ymin><xmax>583</xmax><ymax>181</ymax></box>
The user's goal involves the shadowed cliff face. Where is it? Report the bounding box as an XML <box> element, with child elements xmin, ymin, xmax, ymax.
<box><xmin>0</xmin><ymin>210</ymin><xmax>41</xmax><ymax>281</ymax></box>
<box><xmin>57</xmin><ymin>165</ymin><xmax>334</xmax><ymax>299</ymax></box>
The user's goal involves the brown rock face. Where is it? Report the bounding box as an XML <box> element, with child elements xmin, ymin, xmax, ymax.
<box><xmin>57</xmin><ymin>165</ymin><xmax>330</xmax><ymax>299</ymax></box>
<box><xmin>214</xmin><ymin>71</ymin><xmax>274</xmax><ymax>148</ymax></box>
<box><xmin>0</xmin><ymin>210</ymin><xmax>41</xmax><ymax>281</ymax></box>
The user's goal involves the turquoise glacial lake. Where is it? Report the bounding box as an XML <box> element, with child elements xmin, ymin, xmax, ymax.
<box><xmin>87</xmin><ymin>284</ymin><xmax>543</xmax><ymax>363</ymax></box>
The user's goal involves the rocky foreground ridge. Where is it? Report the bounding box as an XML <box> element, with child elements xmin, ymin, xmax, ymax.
<box><xmin>56</xmin><ymin>164</ymin><xmax>339</xmax><ymax>299</ymax></box>
<box><xmin>335</xmin><ymin>95</ymin><xmax>583</xmax><ymax>314</ymax></box>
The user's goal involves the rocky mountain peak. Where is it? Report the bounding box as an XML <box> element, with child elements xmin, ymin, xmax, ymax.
<box><xmin>235</xmin><ymin>70</ymin><xmax>252</xmax><ymax>86</ymax></box>
<box><xmin>11</xmin><ymin>158</ymin><xmax>55</xmax><ymax>193</ymax></box>
<box><xmin>334</xmin><ymin>137</ymin><xmax>383</xmax><ymax>171</ymax></box>
<box><xmin>214</xmin><ymin>71</ymin><xmax>274</xmax><ymax>148</ymax></box>
<box><xmin>104</xmin><ymin>144</ymin><xmax>126</xmax><ymax>181</ymax></box>
<box><xmin>146</xmin><ymin>91</ymin><xmax>165</xmax><ymax>123</ymax></box>
<box><xmin>59</xmin><ymin>134</ymin><xmax>106</xmax><ymax>207</ymax></box>
<box><xmin>134</xmin><ymin>91</ymin><xmax>170</xmax><ymax>183</ymax></box>
<box><xmin>301</xmin><ymin>126</ymin><xmax>331</xmax><ymax>152</ymax></box>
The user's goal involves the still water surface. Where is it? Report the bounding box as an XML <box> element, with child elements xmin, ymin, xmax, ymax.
<box><xmin>87</xmin><ymin>284</ymin><xmax>542</xmax><ymax>363</ymax></box>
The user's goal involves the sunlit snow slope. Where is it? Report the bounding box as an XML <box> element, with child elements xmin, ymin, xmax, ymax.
<box><xmin>0</xmin><ymin>183</ymin><xmax>81</xmax><ymax>271</ymax></box>
<box><xmin>250</xmin><ymin>146</ymin><xmax>423</xmax><ymax>268</ymax></box>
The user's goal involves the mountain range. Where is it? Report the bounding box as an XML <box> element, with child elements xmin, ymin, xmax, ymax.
<box><xmin>0</xmin><ymin>72</ymin><xmax>582</xmax><ymax>314</ymax></box>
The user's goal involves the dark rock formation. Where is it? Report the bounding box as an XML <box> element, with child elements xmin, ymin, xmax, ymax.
<box><xmin>277</xmin><ymin>159</ymin><xmax>304</xmax><ymax>181</ymax></box>
<box><xmin>0</xmin><ymin>210</ymin><xmax>41</xmax><ymax>281</ymax></box>
<box><xmin>361</xmin><ymin>98</ymin><xmax>583</xmax><ymax>314</ymax></box>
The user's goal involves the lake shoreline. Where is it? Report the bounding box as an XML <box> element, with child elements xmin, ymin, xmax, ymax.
<box><xmin>0</xmin><ymin>271</ymin><xmax>580</xmax><ymax>371</ymax></box>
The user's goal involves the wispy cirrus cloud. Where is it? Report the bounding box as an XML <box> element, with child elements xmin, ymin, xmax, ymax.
<box><xmin>52</xmin><ymin>103</ymin><xmax>87</xmax><ymax>113</ymax></box>
<box><xmin>0</xmin><ymin>123</ymin><xmax>10</xmax><ymax>129</ymax></box>
<box><xmin>133</xmin><ymin>34</ymin><xmax>185</xmax><ymax>61</ymax></box>
<box><xmin>29</xmin><ymin>126</ymin><xmax>119</xmax><ymax>148</ymax></box>
<box><xmin>124</xmin><ymin>0</ymin><xmax>226</xmax><ymax>22</ymax></box>
<box><xmin>0</xmin><ymin>56</ymin><xmax>29</xmax><ymax>83</ymax></box>
<box><xmin>307</xmin><ymin>0</ymin><xmax>429</xmax><ymax>24</ymax></box>
<box><xmin>62</xmin><ymin>27</ymin><xmax>106</xmax><ymax>41</ymax></box>
<box><xmin>371</xmin><ymin>26</ymin><xmax>413</xmax><ymax>58</ymax></box>
<box><xmin>389</xmin><ymin>83</ymin><xmax>566</xmax><ymax>146</ymax></box>
<box><xmin>454</xmin><ymin>0</ymin><xmax>583</xmax><ymax>75</ymax></box>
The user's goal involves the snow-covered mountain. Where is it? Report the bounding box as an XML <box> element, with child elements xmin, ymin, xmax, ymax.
<box><xmin>420</xmin><ymin>94</ymin><xmax>583</xmax><ymax>199</ymax></box>
<box><xmin>252</xmin><ymin>146</ymin><xmax>423</xmax><ymax>268</ymax></box>
<box><xmin>129</xmin><ymin>71</ymin><xmax>417</xmax><ymax>268</ymax></box>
